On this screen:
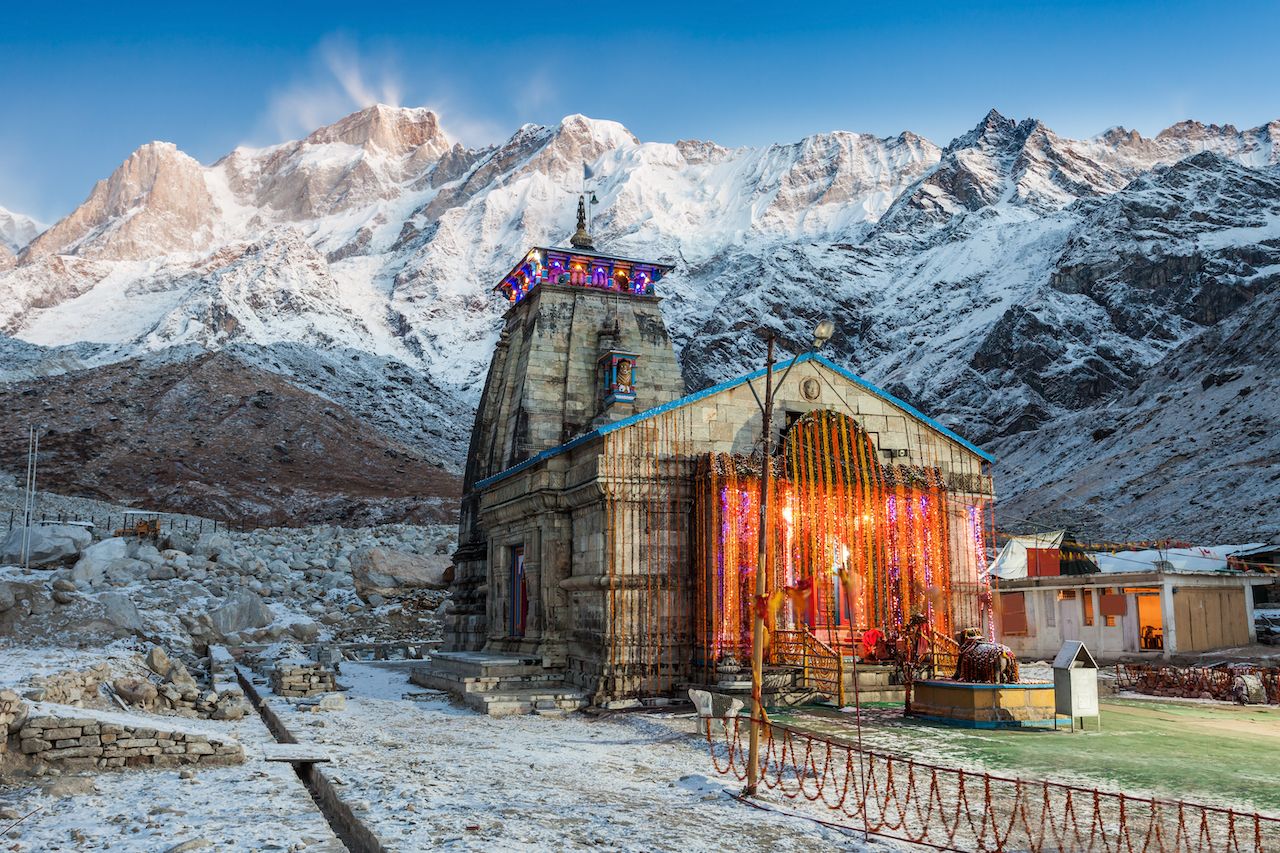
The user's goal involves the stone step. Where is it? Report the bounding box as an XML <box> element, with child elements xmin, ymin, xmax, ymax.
<box><xmin>425</xmin><ymin>653</ymin><xmax>545</xmax><ymax>680</ymax></box>
<box><xmin>466</xmin><ymin>685</ymin><xmax>589</xmax><ymax>717</ymax></box>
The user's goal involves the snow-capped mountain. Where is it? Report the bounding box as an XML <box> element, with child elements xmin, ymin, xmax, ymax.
<box><xmin>0</xmin><ymin>205</ymin><xmax>44</xmax><ymax>268</ymax></box>
<box><xmin>1</xmin><ymin>105</ymin><xmax>1277</xmax><ymax>538</ymax></box>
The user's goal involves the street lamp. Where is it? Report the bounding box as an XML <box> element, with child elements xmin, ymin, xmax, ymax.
<box><xmin>744</xmin><ymin>320</ymin><xmax>834</xmax><ymax>797</ymax></box>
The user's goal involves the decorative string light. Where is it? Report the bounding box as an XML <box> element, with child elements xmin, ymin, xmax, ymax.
<box><xmin>695</xmin><ymin>411</ymin><xmax>974</xmax><ymax>668</ymax></box>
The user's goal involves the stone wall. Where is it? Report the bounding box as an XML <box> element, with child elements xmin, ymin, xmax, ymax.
<box><xmin>11</xmin><ymin>708</ymin><xmax>243</xmax><ymax>770</ymax></box>
<box><xmin>0</xmin><ymin>690</ymin><xmax>29</xmax><ymax>756</ymax></box>
<box><xmin>270</xmin><ymin>663</ymin><xmax>336</xmax><ymax>697</ymax></box>
<box><xmin>24</xmin><ymin>663</ymin><xmax>112</xmax><ymax>706</ymax></box>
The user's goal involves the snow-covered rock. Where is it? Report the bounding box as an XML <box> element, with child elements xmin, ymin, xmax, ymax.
<box><xmin>208</xmin><ymin>591</ymin><xmax>272</xmax><ymax>636</ymax></box>
<box><xmin>0</xmin><ymin>524</ymin><xmax>92</xmax><ymax>567</ymax></box>
<box><xmin>0</xmin><ymin>204</ymin><xmax>43</xmax><ymax>253</ymax></box>
<box><xmin>350</xmin><ymin>547</ymin><xmax>452</xmax><ymax>601</ymax></box>
<box><xmin>71</xmin><ymin>537</ymin><xmax>131</xmax><ymax>585</ymax></box>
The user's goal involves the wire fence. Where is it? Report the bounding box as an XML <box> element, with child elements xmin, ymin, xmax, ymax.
<box><xmin>705</xmin><ymin>715</ymin><xmax>1280</xmax><ymax>852</ymax></box>
<box><xmin>1115</xmin><ymin>663</ymin><xmax>1280</xmax><ymax>705</ymax></box>
<box><xmin>4</xmin><ymin>511</ymin><xmax>252</xmax><ymax>538</ymax></box>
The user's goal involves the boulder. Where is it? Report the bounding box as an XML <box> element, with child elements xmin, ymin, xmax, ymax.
<box><xmin>71</xmin><ymin>538</ymin><xmax>130</xmax><ymax>586</ymax></box>
<box><xmin>0</xmin><ymin>582</ymin><xmax>15</xmax><ymax>612</ymax></box>
<box><xmin>104</xmin><ymin>558</ymin><xmax>150</xmax><ymax>584</ymax></box>
<box><xmin>289</xmin><ymin>621</ymin><xmax>320</xmax><ymax>643</ymax></box>
<box><xmin>163</xmin><ymin>529</ymin><xmax>195</xmax><ymax>554</ymax></box>
<box><xmin>168</xmin><ymin>660</ymin><xmax>199</xmax><ymax>691</ymax></box>
<box><xmin>98</xmin><ymin>592</ymin><xmax>144</xmax><ymax>633</ymax></box>
<box><xmin>146</xmin><ymin>646</ymin><xmax>173</xmax><ymax>677</ymax></box>
<box><xmin>0</xmin><ymin>524</ymin><xmax>92</xmax><ymax>567</ymax></box>
<box><xmin>113</xmin><ymin>677</ymin><xmax>158</xmax><ymax>706</ymax></box>
<box><xmin>193</xmin><ymin>533</ymin><xmax>233</xmax><ymax>560</ymax></box>
<box><xmin>209</xmin><ymin>591</ymin><xmax>272</xmax><ymax>636</ymax></box>
<box><xmin>350</xmin><ymin>548</ymin><xmax>453</xmax><ymax>601</ymax></box>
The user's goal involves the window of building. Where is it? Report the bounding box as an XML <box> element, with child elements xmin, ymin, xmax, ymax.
<box><xmin>1000</xmin><ymin>592</ymin><xmax>1028</xmax><ymax>636</ymax></box>
<box><xmin>1044</xmin><ymin>590</ymin><xmax>1056</xmax><ymax>627</ymax></box>
<box><xmin>1058</xmin><ymin>590</ymin><xmax>1076</xmax><ymax>601</ymax></box>
<box><xmin>1082</xmin><ymin>589</ymin><xmax>1095</xmax><ymax>626</ymax></box>
<box><xmin>1100</xmin><ymin>587</ymin><xmax>1119</xmax><ymax>626</ymax></box>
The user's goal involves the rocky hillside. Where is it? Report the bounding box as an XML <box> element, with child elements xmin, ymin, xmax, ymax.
<box><xmin>0</xmin><ymin>349</ymin><xmax>457</xmax><ymax>526</ymax></box>
<box><xmin>1</xmin><ymin>105</ymin><xmax>1276</xmax><ymax>538</ymax></box>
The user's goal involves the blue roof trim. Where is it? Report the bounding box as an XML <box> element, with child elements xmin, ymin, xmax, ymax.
<box><xmin>474</xmin><ymin>352</ymin><xmax>992</xmax><ymax>491</ymax></box>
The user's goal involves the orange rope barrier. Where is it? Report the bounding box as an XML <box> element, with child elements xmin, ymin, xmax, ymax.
<box><xmin>704</xmin><ymin>715</ymin><xmax>1280</xmax><ymax>852</ymax></box>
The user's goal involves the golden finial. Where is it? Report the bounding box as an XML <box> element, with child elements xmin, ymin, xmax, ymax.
<box><xmin>570</xmin><ymin>194</ymin><xmax>594</xmax><ymax>249</ymax></box>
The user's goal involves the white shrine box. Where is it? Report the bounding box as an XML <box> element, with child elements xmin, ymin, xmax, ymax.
<box><xmin>1053</xmin><ymin>641</ymin><xmax>1100</xmax><ymax>732</ymax></box>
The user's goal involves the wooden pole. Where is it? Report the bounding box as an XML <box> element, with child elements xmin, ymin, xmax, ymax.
<box><xmin>745</xmin><ymin>335</ymin><xmax>776</xmax><ymax>797</ymax></box>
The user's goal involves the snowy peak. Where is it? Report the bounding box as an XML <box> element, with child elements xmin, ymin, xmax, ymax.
<box><xmin>215</xmin><ymin>105</ymin><xmax>460</xmax><ymax>222</ymax></box>
<box><xmin>304</xmin><ymin>104</ymin><xmax>452</xmax><ymax>157</ymax></box>
<box><xmin>0</xmin><ymin>205</ymin><xmax>44</xmax><ymax>253</ymax></box>
<box><xmin>23</xmin><ymin>141</ymin><xmax>217</xmax><ymax>261</ymax></box>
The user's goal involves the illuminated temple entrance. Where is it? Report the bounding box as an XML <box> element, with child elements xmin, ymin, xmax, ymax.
<box><xmin>696</xmin><ymin>411</ymin><xmax>985</xmax><ymax>673</ymax></box>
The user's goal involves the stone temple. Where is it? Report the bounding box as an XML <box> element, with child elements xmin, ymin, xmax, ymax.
<box><xmin>420</xmin><ymin>204</ymin><xmax>996</xmax><ymax>714</ymax></box>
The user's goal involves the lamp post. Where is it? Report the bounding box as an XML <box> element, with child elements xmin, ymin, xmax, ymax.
<box><xmin>744</xmin><ymin>320</ymin><xmax>834</xmax><ymax>797</ymax></box>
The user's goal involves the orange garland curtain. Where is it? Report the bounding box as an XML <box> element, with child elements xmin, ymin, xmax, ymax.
<box><xmin>695</xmin><ymin>410</ymin><xmax>958</xmax><ymax>670</ymax></box>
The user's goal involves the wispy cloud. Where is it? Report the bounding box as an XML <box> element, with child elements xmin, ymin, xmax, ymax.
<box><xmin>255</xmin><ymin>36</ymin><xmax>511</xmax><ymax>149</ymax></box>
<box><xmin>260</xmin><ymin>37</ymin><xmax>404</xmax><ymax>143</ymax></box>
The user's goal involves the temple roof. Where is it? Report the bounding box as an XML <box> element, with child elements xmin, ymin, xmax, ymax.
<box><xmin>475</xmin><ymin>351</ymin><xmax>995</xmax><ymax>490</ymax></box>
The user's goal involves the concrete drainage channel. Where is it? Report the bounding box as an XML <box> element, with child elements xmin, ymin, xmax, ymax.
<box><xmin>236</xmin><ymin>666</ymin><xmax>389</xmax><ymax>853</ymax></box>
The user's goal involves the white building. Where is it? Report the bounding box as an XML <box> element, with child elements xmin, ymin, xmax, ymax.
<box><xmin>995</xmin><ymin>545</ymin><xmax>1271</xmax><ymax>660</ymax></box>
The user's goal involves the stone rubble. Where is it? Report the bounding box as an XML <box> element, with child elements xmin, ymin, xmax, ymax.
<box><xmin>1</xmin><ymin>508</ymin><xmax>456</xmax><ymax>651</ymax></box>
<box><xmin>0</xmin><ymin>688</ymin><xmax>29</xmax><ymax>755</ymax></box>
<box><xmin>270</xmin><ymin>662</ymin><xmax>337</xmax><ymax>698</ymax></box>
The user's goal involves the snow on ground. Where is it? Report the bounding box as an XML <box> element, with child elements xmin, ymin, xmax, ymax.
<box><xmin>260</xmin><ymin>662</ymin><xmax>879</xmax><ymax>851</ymax></box>
<box><xmin>0</xmin><ymin>646</ymin><xmax>343</xmax><ymax>852</ymax></box>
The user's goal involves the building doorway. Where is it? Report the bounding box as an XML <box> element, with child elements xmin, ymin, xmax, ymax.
<box><xmin>1059</xmin><ymin>590</ymin><xmax>1080</xmax><ymax>642</ymax></box>
<box><xmin>510</xmin><ymin>545</ymin><xmax>528</xmax><ymax>638</ymax></box>
<box><xmin>1130</xmin><ymin>588</ymin><xmax>1164</xmax><ymax>650</ymax></box>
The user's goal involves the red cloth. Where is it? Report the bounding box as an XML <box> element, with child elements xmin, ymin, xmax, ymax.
<box><xmin>861</xmin><ymin>628</ymin><xmax>883</xmax><ymax>655</ymax></box>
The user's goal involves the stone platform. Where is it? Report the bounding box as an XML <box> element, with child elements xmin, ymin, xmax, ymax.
<box><xmin>909</xmin><ymin>680</ymin><xmax>1067</xmax><ymax>729</ymax></box>
<box><xmin>410</xmin><ymin>651</ymin><xmax>588</xmax><ymax>717</ymax></box>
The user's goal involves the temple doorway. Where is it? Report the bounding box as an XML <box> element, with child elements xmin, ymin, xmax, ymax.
<box><xmin>510</xmin><ymin>545</ymin><xmax>528</xmax><ymax>638</ymax></box>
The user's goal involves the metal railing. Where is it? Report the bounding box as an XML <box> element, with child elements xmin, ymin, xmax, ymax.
<box><xmin>928</xmin><ymin>629</ymin><xmax>961</xmax><ymax>679</ymax></box>
<box><xmin>706</xmin><ymin>713</ymin><xmax>1280</xmax><ymax>851</ymax></box>
<box><xmin>771</xmin><ymin>629</ymin><xmax>846</xmax><ymax>706</ymax></box>
<box><xmin>4</xmin><ymin>510</ymin><xmax>251</xmax><ymax>538</ymax></box>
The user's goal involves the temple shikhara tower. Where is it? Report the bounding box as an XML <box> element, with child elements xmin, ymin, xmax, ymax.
<box><xmin>424</xmin><ymin>200</ymin><xmax>996</xmax><ymax>714</ymax></box>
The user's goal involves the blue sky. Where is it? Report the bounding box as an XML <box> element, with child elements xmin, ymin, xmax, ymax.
<box><xmin>3</xmin><ymin>0</ymin><xmax>1278</xmax><ymax>222</ymax></box>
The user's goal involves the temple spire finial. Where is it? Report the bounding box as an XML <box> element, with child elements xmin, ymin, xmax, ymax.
<box><xmin>570</xmin><ymin>194</ymin><xmax>595</xmax><ymax>249</ymax></box>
